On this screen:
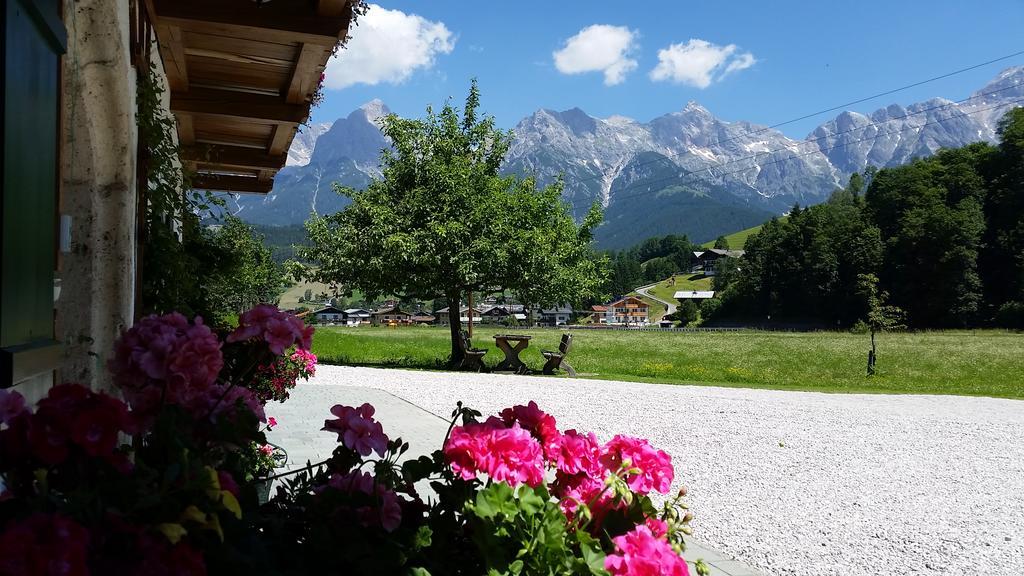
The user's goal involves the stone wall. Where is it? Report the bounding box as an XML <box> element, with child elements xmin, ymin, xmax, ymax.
<box><xmin>55</xmin><ymin>0</ymin><xmax>172</xmax><ymax>392</ymax></box>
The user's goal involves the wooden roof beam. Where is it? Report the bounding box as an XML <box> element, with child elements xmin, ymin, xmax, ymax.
<box><xmin>171</xmin><ymin>87</ymin><xmax>307</xmax><ymax>124</ymax></box>
<box><xmin>285</xmin><ymin>43</ymin><xmax>324</xmax><ymax>104</ymax></box>
<box><xmin>181</xmin><ymin>146</ymin><xmax>286</xmax><ymax>171</ymax></box>
<box><xmin>192</xmin><ymin>174</ymin><xmax>274</xmax><ymax>194</ymax></box>
<box><xmin>152</xmin><ymin>0</ymin><xmax>349</xmax><ymax>47</ymax></box>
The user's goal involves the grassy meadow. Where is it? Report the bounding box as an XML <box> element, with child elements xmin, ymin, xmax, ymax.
<box><xmin>647</xmin><ymin>274</ymin><xmax>713</xmax><ymax>304</ymax></box>
<box><xmin>311</xmin><ymin>325</ymin><xmax>1024</xmax><ymax>399</ymax></box>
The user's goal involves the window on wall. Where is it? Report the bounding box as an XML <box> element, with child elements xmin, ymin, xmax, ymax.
<box><xmin>1</xmin><ymin>0</ymin><xmax>66</xmax><ymax>387</ymax></box>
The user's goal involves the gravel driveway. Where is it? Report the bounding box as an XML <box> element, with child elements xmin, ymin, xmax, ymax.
<box><xmin>310</xmin><ymin>365</ymin><xmax>1024</xmax><ymax>576</ymax></box>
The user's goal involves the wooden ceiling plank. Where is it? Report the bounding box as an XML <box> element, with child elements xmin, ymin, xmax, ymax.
<box><xmin>286</xmin><ymin>43</ymin><xmax>323</xmax><ymax>104</ymax></box>
<box><xmin>181</xmin><ymin>145</ymin><xmax>286</xmax><ymax>171</ymax></box>
<box><xmin>184</xmin><ymin>47</ymin><xmax>293</xmax><ymax>68</ymax></box>
<box><xmin>183</xmin><ymin>31</ymin><xmax>298</xmax><ymax>61</ymax></box>
<box><xmin>177</xmin><ymin>113</ymin><xmax>196</xmax><ymax>145</ymax></box>
<box><xmin>317</xmin><ymin>0</ymin><xmax>349</xmax><ymax>17</ymax></box>
<box><xmin>153</xmin><ymin>0</ymin><xmax>347</xmax><ymax>47</ymax></box>
<box><xmin>268</xmin><ymin>124</ymin><xmax>295</xmax><ymax>155</ymax></box>
<box><xmin>171</xmin><ymin>87</ymin><xmax>308</xmax><ymax>124</ymax></box>
<box><xmin>192</xmin><ymin>173</ymin><xmax>274</xmax><ymax>194</ymax></box>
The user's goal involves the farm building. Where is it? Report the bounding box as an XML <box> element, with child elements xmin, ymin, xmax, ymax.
<box><xmin>691</xmin><ymin>249</ymin><xmax>744</xmax><ymax>275</ymax></box>
<box><xmin>606</xmin><ymin>297</ymin><xmax>649</xmax><ymax>325</ymax></box>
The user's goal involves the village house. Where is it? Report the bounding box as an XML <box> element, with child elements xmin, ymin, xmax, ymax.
<box><xmin>409</xmin><ymin>312</ymin><xmax>436</xmax><ymax>325</ymax></box>
<box><xmin>435</xmin><ymin>306</ymin><xmax>483</xmax><ymax>325</ymax></box>
<box><xmin>606</xmin><ymin>296</ymin><xmax>650</xmax><ymax>325</ymax></box>
<box><xmin>480</xmin><ymin>304</ymin><xmax>527</xmax><ymax>324</ymax></box>
<box><xmin>691</xmin><ymin>249</ymin><xmax>745</xmax><ymax>275</ymax></box>
<box><xmin>372</xmin><ymin>306</ymin><xmax>412</xmax><ymax>325</ymax></box>
<box><xmin>312</xmin><ymin>305</ymin><xmax>347</xmax><ymax>324</ymax></box>
<box><xmin>343</xmin><ymin>308</ymin><xmax>373</xmax><ymax>326</ymax></box>
<box><xmin>538</xmin><ymin>305</ymin><xmax>574</xmax><ymax>326</ymax></box>
<box><xmin>586</xmin><ymin>305</ymin><xmax>610</xmax><ymax>324</ymax></box>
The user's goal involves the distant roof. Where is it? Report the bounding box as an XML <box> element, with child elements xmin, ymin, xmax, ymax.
<box><xmin>609</xmin><ymin>296</ymin><xmax>647</xmax><ymax>307</ymax></box>
<box><xmin>591</xmin><ymin>305</ymin><xmax>608</xmax><ymax>312</ymax></box>
<box><xmin>373</xmin><ymin>306</ymin><xmax>409</xmax><ymax>316</ymax></box>
<box><xmin>674</xmin><ymin>290</ymin><xmax>716</xmax><ymax>299</ymax></box>
<box><xmin>701</xmin><ymin>249</ymin><xmax>745</xmax><ymax>258</ymax></box>
<box><xmin>313</xmin><ymin>306</ymin><xmax>345</xmax><ymax>314</ymax></box>
<box><xmin>344</xmin><ymin>308</ymin><xmax>371</xmax><ymax>315</ymax></box>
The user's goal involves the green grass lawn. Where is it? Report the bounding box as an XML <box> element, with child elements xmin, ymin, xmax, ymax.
<box><xmin>311</xmin><ymin>326</ymin><xmax>1024</xmax><ymax>399</ymax></box>
<box><xmin>647</xmin><ymin>274</ymin><xmax>713</xmax><ymax>304</ymax></box>
<box><xmin>702</xmin><ymin>216</ymin><xmax>789</xmax><ymax>250</ymax></box>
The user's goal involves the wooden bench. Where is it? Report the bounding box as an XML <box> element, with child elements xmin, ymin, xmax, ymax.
<box><xmin>458</xmin><ymin>330</ymin><xmax>488</xmax><ymax>372</ymax></box>
<box><xmin>541</xmin><ymin>333</ymin><xmax>576</xmax><ymax>376</ymax></box>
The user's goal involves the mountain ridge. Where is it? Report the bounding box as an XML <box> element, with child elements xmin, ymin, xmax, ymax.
<box><xmin>221</xmin><ymin>66</ymin><xmax>1024</xmax><ymax>249</ymax></box>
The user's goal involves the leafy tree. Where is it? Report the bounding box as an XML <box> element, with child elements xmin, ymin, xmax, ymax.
<box><xmin>202</xmin><ymin>217</ymin><xmax>288</xmax><ymax>320</ymax></box>
<box><xmin>980</xmin><ymin>108</ymin><xmax>1024</xmax><ymax>313</ymax></box>
<box><xmin>713</xmin><ymin>235</ymin><xmax>730</xmax><ymax>250</ymax></box>
<box><xmin>302</xmin><ymin>81</ymin><xmax>607</xmax><ymax>363</ymax></box>
<box><xmin>866</xmin><ymin>144</ymin><xmax>993</xmax><ymax>326</ymax></box>
<box><xmin>857</xmin><ymin>273</ymin><xmax>904</xmax><ymax>375</ymax></box>
<box><xmin>676</xmin><ymin>300</ymin><xmax>699</xmax><ymax>326</ymax></box>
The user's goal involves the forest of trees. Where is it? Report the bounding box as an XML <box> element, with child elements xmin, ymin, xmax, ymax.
<box><xmin>602</xmin><ymin>234</ymin><xmax>700</xmax><ymax>297</ymax></box>
<box><xmin>711</xmin><ymin>108</ymin><xmax>1024</xmax><ymax>329</ymax></box>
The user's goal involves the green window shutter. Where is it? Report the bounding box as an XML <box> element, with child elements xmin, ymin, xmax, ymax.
<box><xmin>1</xmin><ymin>0</ymin><xmax>66</xmax><ymax>386</ymax></box>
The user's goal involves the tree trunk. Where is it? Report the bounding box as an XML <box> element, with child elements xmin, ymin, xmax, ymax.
<box><xmin>447</xmin><ymin>292</ymin><xmax>464</xmax><ymax>367</ymax></box>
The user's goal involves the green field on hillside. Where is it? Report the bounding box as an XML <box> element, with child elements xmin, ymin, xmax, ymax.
<box><xmin>703</xmin><ymin>215</ymin><xmax>789</xmax><ymax>250</ymax></box>
<box><xmin>647</xmin><ymin>274</ymin><xmax>714</xmax><ymax>304</ymax></box>
<box><xmin>311</xmin><ymin>326</ymin><xmax>1024</xmax><ymax>399</ymax></box>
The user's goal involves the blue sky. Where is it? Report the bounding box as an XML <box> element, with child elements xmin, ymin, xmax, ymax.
<box><xmin>312</xmin><ymin>1</ymin><xmax>1024</xmax><ymax>139</ymax></box>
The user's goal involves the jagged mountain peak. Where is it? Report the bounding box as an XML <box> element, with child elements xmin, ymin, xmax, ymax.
<box><xmin>352</xmin><ymin>99</ymin><xmax>390</xmax><ymax>125</ymax></box>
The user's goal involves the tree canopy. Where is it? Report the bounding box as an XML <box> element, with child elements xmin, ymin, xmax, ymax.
<box><xmin>302</xmin><ymin>81</ymin><xmax>607</xmax><ymax>360</ymax></box>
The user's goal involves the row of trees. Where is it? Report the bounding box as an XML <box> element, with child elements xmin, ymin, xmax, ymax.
<box><xmin>713</xmin><ymin>108</ymin><xmax>1024</xmax><ymax>328</ymax></box>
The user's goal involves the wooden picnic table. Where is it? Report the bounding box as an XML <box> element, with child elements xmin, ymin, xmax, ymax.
<box><xmin>492</xmin><ymin>334</ymin><xmax>532</xmax><ymax>373</ymax></box>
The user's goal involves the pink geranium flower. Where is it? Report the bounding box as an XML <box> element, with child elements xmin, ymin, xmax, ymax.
<box><xmin>600</xmin><ymin>435</ymin><xmax>674</xmax><ymax>495</ymax></box>
<box><xmin>0</xmin><ymin>513</ymin><xmax>91</xmax><ymax>576</ymax></box>
<box><xmin>0</xmin><ymin>389</ymin><xmax>26</xmax><ymax>426</ymax></box>
<box><xmin>500</xmin><ymin>401</ymin><xmax>561</xmax><ymax>460</ymax></box>
<box><xmin>554</xmin><ymin>429</ymin><xmax>602</xmax><ymax>477</ymax></box>
<box><xmin>604</xmin><ymin>524</ymin><xmax>690</xmax><ymax>576</ymax></box>
<box><xmin>228</xmin><ymin>304</ymin><xmax>314</xmax><ymax>355</ymax></box>
<box><xmin>444</xmin><ymin>421</ymin><xmax>545</xmax><ymax>487</ymax></box>
<box><xmin>323</xmin><ymin>403</ymin><xmax>389</xmax><ymax>457</ymax></box>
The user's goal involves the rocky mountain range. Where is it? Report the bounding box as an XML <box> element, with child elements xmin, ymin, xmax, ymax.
<box><xmin>222</xmin><ymin>67</ymin><xmax>1024</xmax><ymax>249</ymax></box>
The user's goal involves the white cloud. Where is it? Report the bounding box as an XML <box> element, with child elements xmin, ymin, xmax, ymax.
<box><xmin>649</xmin><ymin>39</ymin><xmax>756</xmax><ymax>88</ymax></box>
<box><xmin>324</xmin><ymin>4</ymin><xmax>455</xmax><ymax>89</ymax></box>
<box><xmin>552</xmin><ymin>25</ymin><xmax>638</xmax><ymax>86</ymax></box>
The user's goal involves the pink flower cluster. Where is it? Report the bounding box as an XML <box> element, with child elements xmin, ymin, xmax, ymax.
<box><xmin>445</xmin><ymin>420</ymin><xmax>545</xmax><ymax>487</ymax></box>
<box><xmin>108</xmin><ymin>313</ymin><xmax>223</xmax><ymax>418</ymax></box>
<box><xmin>324</xmin><ymin>471</ymin><xmax>403</xmax><ymax>532</ymax></box>
<box><xmin>227</xmin><ymin>304</ymin><xmax>313</xmax><ymax>355</ymax></box>
<box><xmin>604</xmin><ymin>523</ymin><xmax>690</xmax><ymax>576</ymax></box>
<box><xmin>442</xmin><ymin>402</ymin><xmax>675</xmax><ymax>530</ymax></box>
<box><xmin>323</xmin><ymin>403</ymin><xmax>389</xmax><ymax>457</ymax></box>
<box><xmin>252</xmin><ymin>349</ymin><xmax>317</xmax><ymax>404</ymax></box>
<box><xmin>0</xmin><ymin>385</ymin><xmax>133</xmax><ymax>474</ymax></box>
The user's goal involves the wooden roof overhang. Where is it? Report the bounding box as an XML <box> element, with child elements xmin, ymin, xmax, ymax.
<box><xmin>147</xmin><ymin>0</ymin><xmax>356</xmax><ymax>194</ymax></box>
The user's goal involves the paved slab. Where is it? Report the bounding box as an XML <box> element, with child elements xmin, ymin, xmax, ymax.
<box><xmin>265</xmin><ymin>382</ymin><xmax>760</xmax><ymax>575</ymax></box>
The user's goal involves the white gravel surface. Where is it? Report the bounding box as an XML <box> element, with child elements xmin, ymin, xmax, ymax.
<box><xmin>308</xmin><ymin>365</ymin><xmax>1024</xmax><ymax>576</ymax></box>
